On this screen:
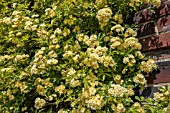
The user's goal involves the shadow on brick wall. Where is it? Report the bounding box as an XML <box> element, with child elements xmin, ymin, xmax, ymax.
<box><xmin>139</xmin><ymin>31</ymin><xmax>170</xmax><ymax>52</ymax></box>
<box><xmin>140</xmin><ymin>70</ymin><xmax>161</xmax><ymax>98</ymax></box>
<box><xmin>140</xmin><ymin>36</ymin><xmax>163</xmax><ymax>51</ymax></box>
<box><xmin>156</xmin><ymin>0</ymin><xmax>170</xmax><ymax>17</ymax></box>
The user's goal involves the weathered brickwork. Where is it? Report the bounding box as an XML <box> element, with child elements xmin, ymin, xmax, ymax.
<box><xmin>135</xmin><ymin>0</ymin><xmax>170</xmax><ymax>85</ymax></box>
<box><xmin>139</xmin><ymin>31</ymin><xmax>170</xmax><ymax>51</ymax></box>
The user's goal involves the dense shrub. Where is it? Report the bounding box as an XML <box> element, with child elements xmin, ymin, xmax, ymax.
<box><xmin>0</xmin><ymin>0</ymin><xmax>169</xmax><ymax>113</ymax></box>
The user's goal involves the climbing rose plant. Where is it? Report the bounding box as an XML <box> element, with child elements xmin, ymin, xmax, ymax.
<box><xmin>0</xmin><ymin>0</ymin><xmax>169</xmax><ymax>113</ymax></box>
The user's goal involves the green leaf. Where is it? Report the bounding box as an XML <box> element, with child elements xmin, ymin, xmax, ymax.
<box><xmin>140</xmin><ymin>96</ymin><xmax>144</xmax><ymax>100</ymax></box>
<box><xmin>22</xmin><ymin>34</ymin><xmax>30</xmax><ymax>41</ymax></box>
<box><xmin>102</xmin><ymin>74</ymin><xmax>105</xmax><ymax>81</ymax></box>
<box><xmin>135</xmin><ymin>96</ymin><xmax>140</xmax><ymax>101</ymax></box>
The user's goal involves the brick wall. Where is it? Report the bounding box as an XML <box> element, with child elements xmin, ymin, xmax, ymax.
<box><xmin>134</xmin><ymin>0</ymin><xmax>170</xmax><ymax>97</ymax></box>
<box><xmin>135</xmin><ymin>0</ymin><xmax>170</xmax><ymax>84</ymax></box>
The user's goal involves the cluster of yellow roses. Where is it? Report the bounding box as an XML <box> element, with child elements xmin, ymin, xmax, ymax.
<box><xmin>129</xmin><ymin>0</ymin><xmax>161</xmax><ymax>8</ymax></box>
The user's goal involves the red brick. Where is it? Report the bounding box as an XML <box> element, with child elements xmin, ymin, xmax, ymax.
<box><xmin>139</xmin><ymin>31</ymin><xmax>170</xmax><ymax>51</ymax></box>
<box><xmin>134</xmin><ymin>1</ymin><xmax>170</xmax><ymax>24</ymax></box>
<box><xmin>134</xmin><ymin>0</ymin><xmax>170</xmax><ymax>23</ymax></box>
<box><xmin>134</xmin><ymin>9</ymin><xmax>154</xmax><ymax>24</ymax></box>
<box><xmin>156</xmin><ymin>0</ymin><xmax>170</xmax><ymax>17</ymax></box>
<box><xmin>157</xmin><ymin>16</ymin><xmax>170</xmax><ymax>32</ymax></box>
<box><xmin>137</xmin><ymin>22</ymin><xmax>155</xmax><ymax>37</ymax></box>
<box><xmin>144</xmin><ymin>48</ymin><xmax>170</xmax><ymax>84</ymax></box>
<box><xmin>161</xmin><ymin>0</ymin><xmax>167</xmax><ymax>3</ymax></box>
<box><xmin>146</xmin><ymin>66</ymin><xmax>170</xmax><ymax>84</ymax></box>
